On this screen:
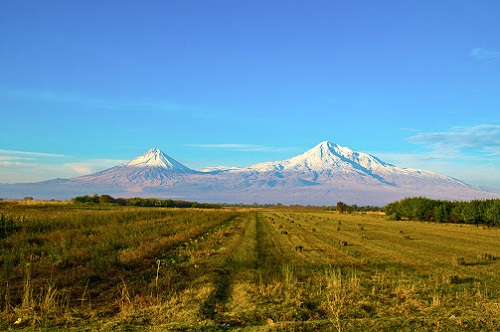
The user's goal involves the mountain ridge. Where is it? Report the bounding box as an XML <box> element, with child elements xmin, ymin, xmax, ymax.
<box><xmin>74</xmin><ymin>148</ymin><xmax>198</xmax><ymax>186</ymax></box>
<box><xmin>122</xmin><ymin>148</ymin><xmax>196</xmax><ymax>172</ymax></box>
<box><xmin>0</xmin><ymin>141</ymin><xmax>496</xmax><ymax>205</ymax></box>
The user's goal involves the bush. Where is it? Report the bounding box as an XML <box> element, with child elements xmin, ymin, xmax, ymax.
<box><xmin>98</xmin><ymin>195</ymin><xmax>116</xmax><ymax>204</ymax></box>
<box><xmin>69</xmin><ymin>195</ymin><xmax>222</xmax><ymax>209</ymax></box>
<box><xmin>384</xmin><ymin>197</ymin><xmax>499</xmax><ymax>226</ymax></box>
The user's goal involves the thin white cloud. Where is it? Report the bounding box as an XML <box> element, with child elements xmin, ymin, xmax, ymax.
<box><xmin>0</xmin><ymin>161</ymin><xmax>27</xmax><ymax>167</ymax></box>
<box><xmin>470</xmin><ymin>48</ymin><xmax>500</xmax><ymax>61</ymax></box>
<box><xmin>0</xmin><ymin>87</ymin><xmax>184</xmax><ymax>112</ymax></box>
<box><xmin>63</xmin><ymin>159</ymin><xmax>127</xmax><ymax>175</ymax></box>
<box><xmin>372</xmin><ymin>150</ymin><xmax>487</xmax><ymax>167</ymax></box>
<box><xmin>190</xmin><ymin>143</ymin><xmax>262</xmax><ymax>149</ymax></box>
<box><xmin>63</xmin><ymin>163</ymin><xmax>94</xmax><ymax>175</ymax></box>
<box><xmin>187</xmin><ymin>143</ymin><xmax>297</xmax><ymax>152</ymax></box>
<box><xmin>0</xmin><ymin>157</ymin><xmax>127</xmax><ymax>183</ymax></box>
<box><xmin>0</xmin><ymin>155</ymin><xmax>35</xmax><ymax>161</ymax></box>
<box><xmin>373</xmin><ymin>125</ymin><xmax>500</xmax><ymax>189</ymax></box>
<box><xmin>406</xmin><ymin>125</ymin><xmax>500</xmax><ymax>155</ymax></box>
<box><xmin>0</xmin><ymin>149</ymin><xmax>67</xmax><ymax>158</ymax></box>
<box><xmin>369</xmin><ymin>150</ymin><xmax>500</xmax><ymax>189</ymax></box>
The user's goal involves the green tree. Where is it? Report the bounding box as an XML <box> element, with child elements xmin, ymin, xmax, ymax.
<box><xmin>71</xmin><ymin>194</ymin><xmax>99</xmax><ymax>204</ymax></box>
<box><xmin>434</xmin><ymin>201</ymin><xmax>454</xmax><ymax>223</ymax></box>
<box><xmin>384</xmin><ymin>201</ymin><xmax>401</xmax><ymax>220</ymax></box>
<box><xmin>484</xmin><ymin>199</ymin><xmax>500</xmax><ymax>228</ymax></box>
<box><xmin>336</xmin><ymin>201</ymin><xmax>347</xmax><ymax>213</ymax></box>
<box><xmin>461</xmin><ymin>199</ymin><xmax>485</xmax><ymax>226</ymax></box>
<box><xmin>98</xmin><ymin>194</ymin><xmax>116</xmax><ymax>204</ymax></box>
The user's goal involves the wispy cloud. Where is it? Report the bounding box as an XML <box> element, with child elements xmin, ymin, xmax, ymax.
<box><xmin>0</xmin><ymin>154</ymin><xmax>126</xmax><ymax>183</ymax></box>
<box><xmin>0</xmin><ymin>149</ymin><xmax>67</xmax><ymax>158</ymax></box>
<box><xmin>393</xmin><ymin>125</ymin><xmax>500</xmax><ymax>188</ymax></box>
<box><xmin>470</xmin><ymin>48</ymin><xmax>500</xmax><ymax>61</ymax></box>
<box><xmin>406</xmin><ymin>125</ymin><xmax>500</xmax><ymax>155</ymax></box>
<box><xmin>0</xmin><ymin>156</ymin><xmax>35</xmax><ymax>161</ymax></box>
<box><xmin>187</xmin><ymin>143</ymin><xmax>297</xmax><ymax>152</ymax></box>
<box><xmin>370</xmin><ymin>150</ymin><xmax>500</xmax><ymax>189</ymax></box>
<box><xmin>63</xmin><ymin>159</ymin><xmax>127</xmax><ymax>175</ymax></box>
<box><xmin>0</xmin><ymin>161</ymin><xmax>27</xmax><ymax>167</ymax></box>
<box><xmin>0</xmin><ymin>87</ymin><xmax>184</xmax><ymax>113</ymax></box>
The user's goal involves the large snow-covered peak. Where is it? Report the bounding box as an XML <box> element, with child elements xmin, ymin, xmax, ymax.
<box><xmin>122</xmin><ymin>148</ymin><xmax>195</xmax><ymax>173</ymax></box>
<box><xmin>241</xmin><ymin>141</ymin><xmax>391</xmax><ymax>173</ymax></box>
<box><xmin>302</xmin><ymin>141</ymin><xmax>339</xmax><ymax>158</ymax></box>
<box><xmin>287</xmin><ymin>141</ymin><xmax>339</xmax><ymax>167</ymax></box>
<box><xmin>302</xmin><ymin>141</ymin><xmax>391</xmax><ymax>170</ymax></box>
<box><xmin>286</xmin><ymin>141</ymin><xmax>386</xmax><ymax>170</ymax></box>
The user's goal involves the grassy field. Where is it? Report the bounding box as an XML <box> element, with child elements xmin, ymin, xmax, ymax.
<box><xmin>0</xmin><ymin>202</ymin><xmax>499</xmax><ymax>331</ymax></box>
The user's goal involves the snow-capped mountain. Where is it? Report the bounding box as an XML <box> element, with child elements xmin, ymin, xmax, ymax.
<box><xmin>201</xmin><ymin>141</ymin><xmax>480</xmax><ymax>204</ymax></box>
<box><xmin>243</xmin><ymin>141</ymin><xmax>391</xmax><ymax>174</ymax></box>
<box><xmin>124</xmin><ymin>148</ymin><xmax>193</xmax><ymax>171</ymax></box>
<box><xmin>0</xmin><ymin>141</ymin><xmax>497</xmax><ymax>205</ymax></box>
<box><xmin>224</xmin><ymin>141</ymin><xmax>468</xmax><ymax>189</ymax></box>
<box><xmin>234</xmin><ymin>141</ymin><xmax>395</xmax><ymax>186</ymax></box>
<box><xmin>74</xmin><ymin>148</ymin><xmax>198</xmax><ymax>186</ymax></box>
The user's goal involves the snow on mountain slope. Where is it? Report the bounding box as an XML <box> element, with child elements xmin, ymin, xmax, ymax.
<box><xmin>1</xmin><ymin>142</ymin><xmax>496</xmax><ymax>205</ymax></box>
<box><xmin>200</xmin><ymin>166</ymin><xmax>241</xmax><ymax>173</ymax></box>
<box><xmin>229</xmin><ymin>141</ymin><xmax>469</xmax><ymax>189</ymax></box>
<box><xmin>73</xmin><ymin>148</ymin><xmax>197</xmax><ymax>186</ymax></box>
<box><xmin>123</xmin><ymin>148</ymin><xmax>193</xmax><ymax>171</ymax></box>
<box><xmin>286</xmin><ymin>141</ymin><xmax>390</xmax><ymax>172</ymax></box>
<box><xmin>235</xmin><ymin>141</ymin><xmax>392</xmax><ymax>177</ymax></box>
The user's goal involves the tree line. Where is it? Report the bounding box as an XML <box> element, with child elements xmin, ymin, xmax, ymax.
<box><xmin>384</xmin><ymin>197</ymin><xmax>500</xmax><ymax>227</ymax></box>
<box><xmin>71</xmin><ymin>194</ymin><xmax>222</xmax><ymax>209</ymax></box>
<box><xmin>334</xmin><ymin>201</ymin><xmax>382</xmax><ymax>213</ymax></box>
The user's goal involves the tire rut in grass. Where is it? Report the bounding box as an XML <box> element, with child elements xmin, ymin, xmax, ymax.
<box><xmin>201</xmin><ymin>213</ymin><xmax>258</xmax><ymax>325</ymax></box>
<box><xmin>255</xmin><ymin>213</ymin><xmax>287</xmax><ymax>276</ymax></box>
<box><xmin>201</xmin><ymin>266</ymin><xmax>232</xmax><ymax>322</ymax></box>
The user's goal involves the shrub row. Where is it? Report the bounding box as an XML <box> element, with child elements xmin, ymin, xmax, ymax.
<box><xmin>70</xmin><ymin>194</ymin><xmax>222</xmax><ymax>209</ymax></box>
<box><xmin>384</xmin><ymin>197</ymin><xmax>500</xmax><ymax>227</ymax></box>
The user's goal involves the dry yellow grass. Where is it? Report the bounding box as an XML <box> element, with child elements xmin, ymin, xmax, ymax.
<box><xmin>1</xmin><ymin>202</ymin><xmax>499</xmax><ymax>331</ymax></box>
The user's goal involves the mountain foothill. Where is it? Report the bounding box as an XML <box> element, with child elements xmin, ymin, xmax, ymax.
<box><xmin>1</xmin><ymin>141</ymin><xmax>497</xmax><ymax>206</ymax></box>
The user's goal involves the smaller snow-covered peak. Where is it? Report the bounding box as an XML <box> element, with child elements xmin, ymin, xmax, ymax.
<box><xmin>122</xmin><ymin>148</ymin><xmax>195</xmax><ymax>173</ymax></box>
<box><xmin>148</xmin><ymin>148</ymin><xmax>162</xmax><ymax>155</ymax></box>
<box><xmin>126</xmin><ymin>148</ymin><xmax>170</xmax><ymax>167</ymax></box>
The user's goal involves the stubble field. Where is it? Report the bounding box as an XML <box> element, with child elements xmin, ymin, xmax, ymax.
<box><xmin>0</xmin><ymin>202</ymin><xmax>499</xmax><ymax>331</ymax></box>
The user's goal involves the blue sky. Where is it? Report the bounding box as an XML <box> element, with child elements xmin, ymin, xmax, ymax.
<box><xmin>1</xmin><ymin>1</ymin><xmax>499</xmax><ymax>188</ymax></box>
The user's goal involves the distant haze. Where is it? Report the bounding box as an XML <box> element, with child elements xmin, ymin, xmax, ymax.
<box><xmin>1</xmin><ymin>142</ymin><xmax>497</xmax><ymax>206</ymax></box>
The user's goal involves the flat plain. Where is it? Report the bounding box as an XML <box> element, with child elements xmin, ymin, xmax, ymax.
<box><xmin>0</xmin><ymin>202</ymin><xmax>499</xmax><ymax>331</ymax></box>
